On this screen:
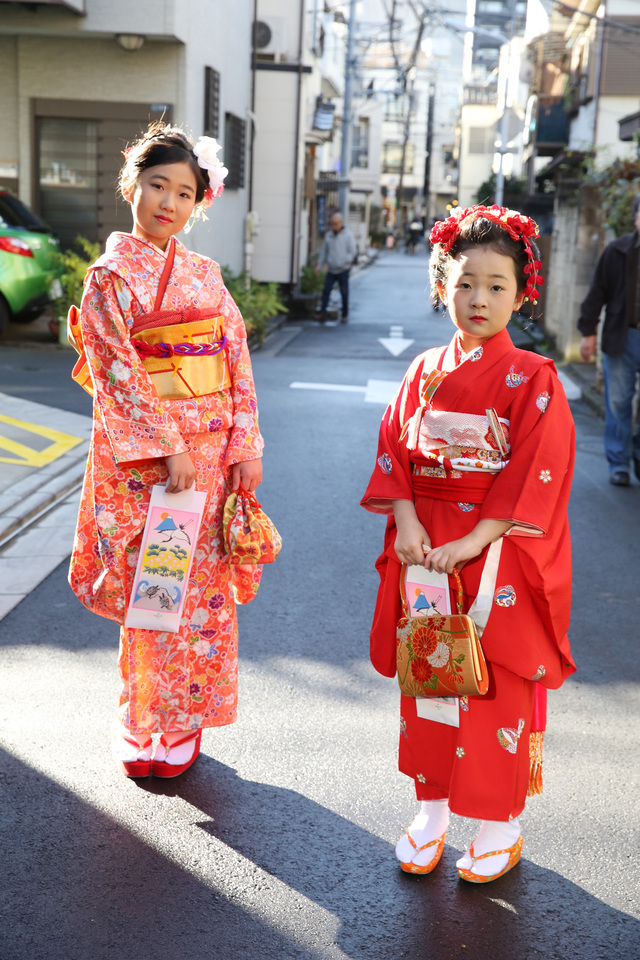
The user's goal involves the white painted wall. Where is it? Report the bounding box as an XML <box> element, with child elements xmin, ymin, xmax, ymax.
<box><xmin>251</xmin><ymin>71</ymin><xmax>299</xmax><ymax>283</ymax></box>
<box><xmin>175</xmin><ymin>0</ymin><xmax>252</xmax><ymax>272</ymax></box>
<box><xmin>0</xmin><ymin>0</ymin><xmax>182</xmax><ymax>41</ymax></box>
<box><xmin>594</xmin><ymin>96</ymin><xmax>640</xmax><ymax>167</ymax></box>
<box><xmin>458</xmin><ymin>103</ymin><xmax>496</xmax><ymax>206</ymax></box>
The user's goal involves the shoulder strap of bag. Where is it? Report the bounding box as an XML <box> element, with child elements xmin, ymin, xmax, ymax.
<box><xmin>466</xmin><ymin>539</ymin><xmax>502</xmax><ymax>635</ymax></box>
<box><xmin>154</xmin><ymin>237</ymin><xmax>176</xmax><ymax>311</ymax></box>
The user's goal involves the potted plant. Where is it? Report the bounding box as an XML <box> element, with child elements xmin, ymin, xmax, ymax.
<box><xmin>51</xmin><ymin>236</ymin><xmax>101</xmax><ymax>344</ymax></box>
<box><xmin>220</xmin><ymin>268</ymin><xmax>288</xmax><ymax>345</ymax></box>
<box><xmin>290</xmin><ymin>253</ymin><xmax>324</xmax><ymax>318</ymax></box>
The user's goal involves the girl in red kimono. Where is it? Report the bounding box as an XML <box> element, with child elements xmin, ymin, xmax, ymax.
<box><xmin>361</xmin><ymin>205</ymin><xmax>575</xmax><ymax>882</ymax></box>
<box><xmin>69</xmin><ymin>123</ymin><xmax>263</xmax><ymax>779</ymax></box>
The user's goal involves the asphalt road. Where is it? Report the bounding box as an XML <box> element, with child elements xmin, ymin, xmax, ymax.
<box><xmin>1</xmin><ymin>249</ymin><xmax>639</xmax><ymax>960</ymax></box>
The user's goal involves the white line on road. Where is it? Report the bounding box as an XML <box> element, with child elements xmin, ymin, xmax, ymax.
<box><xmin>290</xmin><ymin>380</ymin><xmax>401</xmax><ymax>405</ymax></box>
<box><xmin>557</xmin><ymin>370</ymin><xmax>582</xmax><ymax>401</ymax></box>
<box><xmin>290</xmin><ymin>382</ymin><xmax>366</xmax><ymax>394</ymax></box>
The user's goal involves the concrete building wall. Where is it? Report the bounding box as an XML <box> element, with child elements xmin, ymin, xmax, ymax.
<box><xmin>176</xmin><ymin>0</ymin><xmax>252</xmax><ymax>271</ymax></box>
<box><xmin>458</xmin><ymin>102</ymin><xmax>496</xmax><ymax>206</ymax></box>
<box><xmin>595</xmin><ymin>97</ymin><xmax>639</xmax><ymax>165</ymax></box>
<box><xmin>546</xmin><ymin>186</ymin><xmax>605</xmax><ymax>361</ymax></box>
<box><xmin>0</xmin><ymin>0</ymin><xmax>182</xmax><ymax>41</ymax></box>
<box><xmin>0</xmin><ymin>38</ymin><xmax>19</xmax><ymax>188</ymax></box>
<box><xmin>251</xmin><ymin>71</ymin><xmax>299</xmax><ymax>283</ymax></box>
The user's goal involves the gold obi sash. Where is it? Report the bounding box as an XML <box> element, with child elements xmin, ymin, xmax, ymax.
<box><xmin>130</xmin><ymin>309</ymin><xmax>231</xmax><ymax>401</ymax></box>
<box><xmin>69</xmin><ymin>238</ymin><xmax>231</xmax><ymax>400</ymax></box>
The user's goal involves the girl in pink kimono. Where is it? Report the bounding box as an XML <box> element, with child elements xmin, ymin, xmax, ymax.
<box><xmin>69</xmin><ymin>123</ymin><xmax>263</xmax><ymax>778</ymax></box>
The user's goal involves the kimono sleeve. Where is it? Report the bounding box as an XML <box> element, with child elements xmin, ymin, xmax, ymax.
<box><xmin>360</xmin><ymin>355</ymin><xmax>424</xmax><ymax>514</ymax></box>
<box><xmin>218</xmin><ymin>283</ymin><xmax>264</xmax><ymax>468</ymax></box>
<box><xmin>81</xmin><ymin>268</ymin><xmax>188</xmax><ymax>464</ymax></box>
<box><xmin>480</xmin><ymin>363</ymin><xmax>575</xmax><ymax>535</ymax></box>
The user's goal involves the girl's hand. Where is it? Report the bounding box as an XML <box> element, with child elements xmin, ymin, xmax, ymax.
<box><xmin>165</xmin><ymin>452</ymin><xmax>196</xmax><ymax>493</ymax></box>
<box><xmin>426</xmin><ymin>519</ymin><xmax>514</xmax><ymax>574</ymax></box>
<box><xmin>425</xmin><ymin>534</ymin><xmax>483</xmax><ymax>575</ymax></box>
<box><xmin>392</xmin><ymin>499</ymin><xmax>431</xmax><ymax>566</ymax></box>
<box><xmin>231</xmin><ymin>458</ymin><xmax>263</xmax><ymax>492</ymax></box>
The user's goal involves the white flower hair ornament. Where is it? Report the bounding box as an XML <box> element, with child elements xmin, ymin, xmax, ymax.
<box><xmin>194</xmin><ymin>137</ymin><xmax>227</xmax><ymax>198</ymax></box>
<box><xmin>184</xmin><ymin>136</ymin><xmax>228</xmax><ymax>233</ymax></box>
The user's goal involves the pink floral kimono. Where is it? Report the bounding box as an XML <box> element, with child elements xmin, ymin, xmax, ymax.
<box><xmin>69</xmin><ymin>233</ymin><xmax>263</xmax><ymax>735</ymax></box>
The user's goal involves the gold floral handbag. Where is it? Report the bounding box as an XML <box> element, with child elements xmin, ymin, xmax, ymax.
<box><xmin>222</xmin><ymin>486</ymin><xmax>282</xmax><ymax>564</ymax></box>
<box><xmin>396</xmin><ymin>565</ymin><xmax>490</xmax><ymax>698</ymax></box>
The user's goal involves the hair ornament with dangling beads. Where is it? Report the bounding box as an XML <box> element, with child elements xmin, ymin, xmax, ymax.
<box><xmin>430</xmin><ymin>204</ymin><xmax>544</xmax><ymax>305</ymax></box>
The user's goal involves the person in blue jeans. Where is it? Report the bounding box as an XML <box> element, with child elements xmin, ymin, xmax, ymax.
<box><xmin>579</xmin><ymin>194</ymin><xmax>640</xmax><ymax>486</ymax></box>
<box><xmin>316</xmin><ymin>212</ymin><xmax>357</xmax><ymax>324</ymax></box>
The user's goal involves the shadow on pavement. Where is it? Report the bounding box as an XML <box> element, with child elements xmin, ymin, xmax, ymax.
<box><xmin>1</xmin><ymin>741</ymin><xmax>637</xmax><ymax>960</ymax></box>
<box><xmin>150</xmin><ymin>755</ymin><xmax>638</xmax><ymax>960</ymax></box>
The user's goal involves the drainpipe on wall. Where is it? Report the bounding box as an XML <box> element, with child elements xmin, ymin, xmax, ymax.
<box><xmin>245</xmin><ymin>0</ymin><xmax>259</xmax><ymax>281</ymax></box>
<box><xmin>290</xmin><ymin>0</ymin><xmax>305</xmax><ymax>289</ymax></box>
<box><xmin>591</xmin><ymin>2</ymin><xmax>605</xmax><ymax>150</ymax></box>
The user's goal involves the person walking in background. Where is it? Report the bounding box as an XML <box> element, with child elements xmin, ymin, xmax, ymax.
<box><xmin>316</xmin><ymin>212</ymin><xmax>357</xmax><ymax>324</ymax></box>
<box><xmin>68</xmin><ymin>123</ymin><xmax>264</xmax><ymax>779</ymax></box>
<box><xmin>407</xmin><ymin>217</ymin><xmax>423</xmax><ymax>255</ymax></box>
<box><xmin>578</xmin><ymin>194</ymin><xmax>640</xmax><ymax>486</ymax></box>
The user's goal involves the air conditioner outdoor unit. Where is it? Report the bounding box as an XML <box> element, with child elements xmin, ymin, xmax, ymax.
<box><xmin>253</xmin><ymin>17</ymin><xmax>288</xmax><ymax>62</ymax></box>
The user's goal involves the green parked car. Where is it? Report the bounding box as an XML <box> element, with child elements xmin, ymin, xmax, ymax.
<box><xmin>0</xmin><ymin>190</ymin><xmax>62</xmax><ymax>334</ymax></box>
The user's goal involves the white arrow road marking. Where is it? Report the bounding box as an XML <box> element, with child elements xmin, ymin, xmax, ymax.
<box><xmin>557</xmin><ymin>370</ymin><xmax>582</xmax><ymax>401</ymax></box>
<box><xmin>290</xmin><ymin>380</ymin><xmax>401</xmax><ymax>404</ymax></box>
<box><xmin>378</xmin><ymin>324</ymin><xmax>414</xmax><ymax>357</ymax></box>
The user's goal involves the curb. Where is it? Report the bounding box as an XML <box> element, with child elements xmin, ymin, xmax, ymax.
<box><xmin>0</xmin><ymin>448</ymin><xmax>88</xmax><ymax>551</ymax></box>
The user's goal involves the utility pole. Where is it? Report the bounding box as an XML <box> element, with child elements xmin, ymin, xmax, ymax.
<box><xmin>495</xmin><ymin>0</ymin><xmax>516</xmax><ymax>206</ymax></box>
<box><xmin>423</xmin><ymin>82</ymin><xmax>435</xmax><ymax>223</ymax></box>
<box><xmin>338</xmin><ymin>0</ymin><xmax>357</xmax><ymax>216</ymax></box>
<box><xmin>391</xmin><ymin>2</ymin><xmax>427</xmax><ymax>230</ymax></box>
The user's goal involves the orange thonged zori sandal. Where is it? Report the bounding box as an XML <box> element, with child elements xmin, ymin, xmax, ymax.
<box><xmin>457</xmin><ymin>835</ymin><xmax>523</xmax><ymax>883</ymax></box>
<box><xmin>399</xmin><ymin>831</ymin><xmax>446</xmax><ymax>875</ymax></box>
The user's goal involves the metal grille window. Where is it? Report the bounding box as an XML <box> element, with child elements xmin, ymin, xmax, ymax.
<box><xmin>382</xmin><ymin>141</ymin><xmax>414</xmax><ymax>175</ymax></box>
<box><xmin>351</xmin><ymin>118</ymin><xmax>369</xmax><ymax>169</ymax></box>
<box><xmin>204</xmin><ymin>67</ymin><xmax>220</xmax><ymax>138</ymax></box>
<box><xmin>384</xmin><ymin>93</ymin><xmax>411</xmax><ymax>123</ymax></box>
<box><xmin>224</xmin><ymin>113</ymin><xmax>246</xmax><ymax>190</ymax></box>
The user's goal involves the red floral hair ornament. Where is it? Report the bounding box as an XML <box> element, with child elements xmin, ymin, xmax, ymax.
<box><xmin>430</xmin><ymin>204</ymin><xmax>544</xmax><ymax>304</ymax></box>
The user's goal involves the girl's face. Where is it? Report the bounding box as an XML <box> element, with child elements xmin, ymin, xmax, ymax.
<box><xmin>436</xmin><ymin>246</ymin><xmax>524</xmax><ymax>352</ymax></box>
<box><xmin>126</xmin><ymin>162</ymin><xmax>198</xmax><ymax>249</ymax></box>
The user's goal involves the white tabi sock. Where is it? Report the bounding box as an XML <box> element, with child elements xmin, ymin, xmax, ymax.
<box><xmin>395</xmin><ymin>800</ymin><xmax>450</xmax><ymax>868</ymax></box>
<box><xmin>153</xmin><ymin>731</ymin><xmax>199</xmax><ymax>766</ymax></box>
<box><xmin>456</xmin><ymin>818</ymin><xmax>522</xmax><ymax>876</ymax></box>
<box><xmin>112</xmin><ymin>729</ymin><xmax>151</xmax><ymax>763</ymax></box>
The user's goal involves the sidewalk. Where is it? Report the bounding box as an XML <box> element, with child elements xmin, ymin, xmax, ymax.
<box><xmin>0</xmin><ymin>391</ymin><xmax>92</xmax><ymax>618</ymax></box>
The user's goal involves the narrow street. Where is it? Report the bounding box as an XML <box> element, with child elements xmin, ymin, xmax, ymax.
<box><xmin>1</xmin><ymin>249</ymin><xmax>639</xmax><ymax>960</ymax></box>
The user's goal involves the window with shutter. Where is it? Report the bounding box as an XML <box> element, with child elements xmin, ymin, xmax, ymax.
<box><xmin>224</xmin><ymin>113</ymin><xmax>246</xmax><ymax>190</ymax></box>
<box><xmin>204</xmin><ymin>67</ymin><xmax>220</xmax><ymax>138</ymax></box>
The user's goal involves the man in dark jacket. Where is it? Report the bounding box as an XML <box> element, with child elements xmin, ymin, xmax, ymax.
<box><xmin>579</xmin><ymin>194</ymin><xmax>640</xmax><ymax>485</ymax></box>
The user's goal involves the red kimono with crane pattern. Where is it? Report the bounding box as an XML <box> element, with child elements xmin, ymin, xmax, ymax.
<box><xmin>361</xmin><ymin>328</ymin><xmax>576</xmax><ymax>820</ymax></box>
